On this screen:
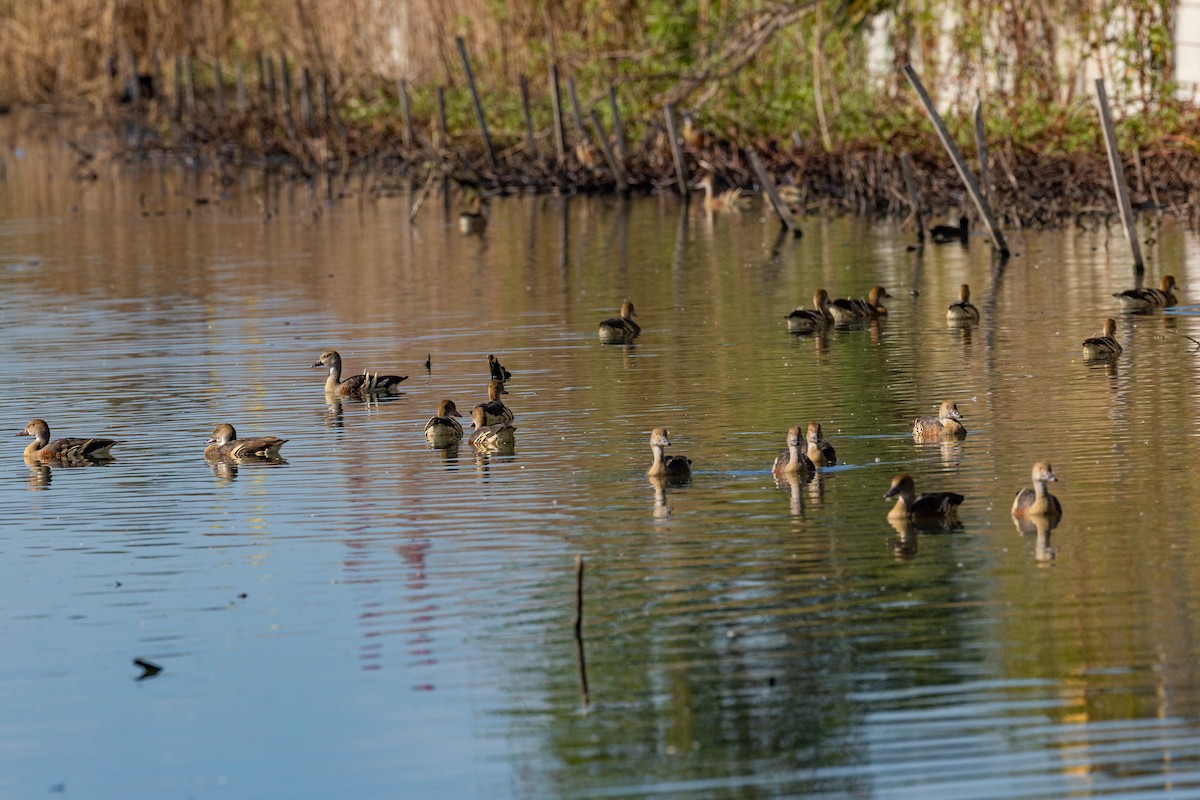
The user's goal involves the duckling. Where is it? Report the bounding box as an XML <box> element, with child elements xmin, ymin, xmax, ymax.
<box><xmin>772</xmin><ymin>425</ymin><xmax>814</xmax><ymax>476</ymax></box>
<box><xmin>884</xmin><ymin>473</ymin><xmax>964</xmax><ymax>521</ymax></box>
<box><xmin>806</xmin><ymin>422</ymin><xmax>837</xmax><ymax>467</ymax></box>
<box><xmin>473</xmin><ymin>379</ymin><xmax>514</xmax><ymax>426</ymax></box>
<box><xmin>487</xmin><ymin>354</ymin><xmax>512</xmax><ymax>382</ymax></box>
<box><xmin>1011</xmin><ymin>460</ymin><xmax>1063</xmax><ymax>520</ymax></box>
<box><xmin>18</xmin><ymin>419</ymin><xmax>117</xmax><ymax>462</ymax></box>
<box><xmin>1082</xmin><ymin>318</ymin><xmax>1123</xmax><ymax>358</ymax></box>
<box><xmin>458</xmin><ymin>192</ymin><xmax>488</xmax><ymax>234</ymax></box>
<box><xmin>1113</xmin><ymin>274</ymin><xmax>1177</xmax><ymax>308</ymax></box>
<box><xmin>829</xmin><ymin>285</ymin><xmax>892</xmax><ymax>322</ymax></box>
<box><xmin>785</xmin><ymin>289</ymin><xmax>833</xmax><ymax>334</ymax></box>
<box><xmin>912</xmin><ymin>401</ymin><xmax>967</xmax><ymax>440</ymax></box>
<box><xmin>423</xmin><ymin>399</ymin><xmax>464</xmax><ymax>446</ymax></box>
<box><xmin>312</xmin><ymin>350</ymin><xmax>407</xmax><ymax>396</ymax></box>
<box><xmin>946</xmin><ymin>284</ymin><xmax>980</xmax><ymax>323</ymax></box>
<box><xmin>697</xmin><ymin>174</ymin><xmax>750</xmax><ymax>212</ymax></box>
<box><xmin>468</xmin><ymin>405</ymin><xmax>516</xmax><ymax>451</ymax></box>
<box><xmin>647</xmin><ymin>427</ymin><xmax>691</xmax><ymax>480</ymax></box>
<box><xmin>598</xmin><ymin>299</ymin><xmax>641</xmax><ymax>343</ymax></box>
<box><xmin>204</xmin><ymin>423</ymin><xmax>288</xmax><ymax>459</ymax></box>
<box><xmin>930</xmin><ymin>215</ymin><xmax>968</xmax><ymax>243</ymax></box>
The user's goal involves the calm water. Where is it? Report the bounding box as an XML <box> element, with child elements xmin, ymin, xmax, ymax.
<box><xmin>4</xmin><ymin>124</ymin><xmax>1200</xmax><ymax>799</ymax></box>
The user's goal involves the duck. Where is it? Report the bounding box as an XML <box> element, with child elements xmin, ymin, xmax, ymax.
<box><xmin>884</xmin><ymin>473</ymin><xmax>964</xmax><ymax>521</ymax></box>
<box><xmin>468</xmin><ymin>405</ymin><xmax>516</xmax><ymax>451</ymax></box>
<box><xmin>458</xmin><ymin>192</ymin><xmax>488</xmax><ymax>234</ymax></box>
<box><xmin>1011</xmin><ymin>460</ymin><xmax>1063</xmax><ymax>520</ymax></box>
<box><xmin>598</xmin><ymin>299</ymin><xmax>641</xmax><ymax>343</ymax></box>
<box><xmin>204</xmin><ymin>423</ymin><xmax>287</xmax><ymax>459</ymax></box>
<box><xmin>18</xmin><ymin>419</ymin><xmax>117</xmax><ymax>462</ymax></box>
<box><xmin>1113</xmin><ymin>274</ymin><xmax>1177</xmax><ymax>309</ymax></box>
<box><xmin>647</xmin><ymin>427</ymin><xmax>692</xmax><ymax>480</ymax></box>
<box><xmin>1082</xmin><ymin>318</ymin><xmax>1122</xmax><ymax>358</ymax></box>
<box><xmin>772</xmin><ymin>425</ymin><xmax>814</xmax><ymax>476</ymax></box>
<box><xmin>680</xmin><ymin>111</ymin><xmax>707</xmax><ymax>149</ymax></box>
<box><xmin>930</xmin><ymin>215</ymin><xmax>968</xmax><ymax>243</ymax></box>
<box><xmin>785</xmin><ymin>289</ymin><xmax>833</xmax><ymax>334</ymax></box>
<box><xmin>423</xmin><ymin>400</ymin><xmax>464</xmax><ymax>446</ymax></box>
<box><xmin>828</xmin><ymin>285</ymin><xmax>891</xmax><ymax>322</ymax></box>
<box><xmin>697</xmin><ymin>174</ymin><xmax>750</xmax><ymax>212</ymax></box>
<box><xmin>912</xmin><ymin>401</ymin><xmax>967</xmax><ymax>440</ymax></box>
<box><xmin>312</xmin><ymin>350</ymin><xmax>407</xmax><ymax>396</ymax></box>
<box><xmin>473</xmin><ymin>379</ymin><xmax>514</xmax><ymax>426</ymax></box>
<box><xmin>806</xmin><ymin>422</ymin><xmax>837</xmax><ymax>467</ymax></box>
<box><xmin>946</xmin><ymin>284</ymin><xmax>980</xmax><ymax>323</ymax></box>
<box><xmin>487</xmin><ymin>354</ymin><xmax>512</xmax><ymax>381</ymax></box>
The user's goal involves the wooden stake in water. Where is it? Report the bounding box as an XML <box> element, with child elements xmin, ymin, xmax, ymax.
<box><xmin>436</xmin><ymin>86</ymin><xmax>448</xmax><ymax>151</ymax></box>
<box><xmin>236</xmin><ymin>63</ymin><xmax>246</xmax><ymax>115</ymax></box>
<box><xmin>590</xmin><ymin>109</ymin><xmax>626</xmax><ymax>192</ymax></box>
<box><xmin>902</xmin><ymin>64</ymin><xmax>1008</xmax><ymax>258</ymax></box>
<box><xmin>567</xmin><ymin>77</ymin><xmax>587</xmax><ymax>136</ymax></box>
<box><xmin>173</xmin><ymin>54</ymin><xmax>183</xmax><ymax>122</ymax></box>
<box><xmin>608</xmin><ymin>85</ymin><xmax>627</xmax><ymax>167</ymax></box>
<box><xmin>519</xmin><ymin>74</ymin><xmax>536</xmax><ymax>158</ymax></box>
<box><xmin>300</xmin><ymin>67</ymin><xmax>314</xmax><ymax>129</ymax></box>
<box><xmin>184</xmin><ymin>57</ymin><xmax>196</xmax><ymax>116</ymax></box>
<box><xmin>663</xmin><ymin>103</ymin><xmax>689</xmax><ymax>199</ymax></box>
<box><xmin>973</xmin><ymin>93</ymin><xmax>994</xmax><ymax>203</ymax></box>
<box><xmin>749</xmin><ymin>149</ymin><xmax>800</xmax><ymax>237</ymax></box>
<box><xmin>549</xmin><ymin>64</ymin><xmax>566</xmax><ymax>163</ymax></box>
<box><xmin>899</xmin><ymin>152</ymin><xmax>925</xmax><ymax>245</ymax></box>
<box><xmin>214</xmin><ymin>57</ymin><xmax>224</xmax><ymax>113</ymax></box>
<box><xmin>455</xmin><ymin>36</ymin><xmax>497</xmax><ymax>173</ymax></box>
<box><xmin>278</xmin><ymin>54</ymin><xmax>290</xmax><ymax>115</ymax></box>
<box><xmin>1094</xmin><ymin>78</ymin><xmax>1145</xmax><ymax>271</ymax></box>
<box><xmin>573</xmin><ymin>555</ymin><xmax>590</xmax><ymax>711</ymax></box>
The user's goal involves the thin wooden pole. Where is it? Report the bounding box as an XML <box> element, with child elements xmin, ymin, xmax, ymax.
<box><xmin>549</xmin><ymin>63</ymin><xmax>566</xmax><ymax>162</ymax></box>
<box><xmin>300</xmin><ymin>67</ymin><xmax>314</xmax><ymax>129</ymax></box>
<box><xmin>748</xmin><ymin>149</ymin><xmax>800</xmax><ymax>237</ymax></box>
<box><xmin>1094</xmin><ymin>78</ymin><xmax>1145</xmax><ymax>271</ymax></box>
<box><xmin>398</xmin><ymin>78</ymin><xmax>413</xmax><ymax>149</ymax></box>
<box><xmin>590</xmin><ymin>109</ymin><xmax>626</xmax><ymax>192</ymax></box>
<box><xmin>519</xmin><ymin>74</ymin><xmax>536</xmax><ymax>157</ymax></box>
<box><xmin>263</xmin><ymin>55</ymin><xmax>276</xmax><ymax>108</ymax></box>
<box><xmin>173</xmin><ymin>54</ymin><xmax>183</xmax><ymax>122</ymax></box>
<box><xmin>435</xmin><ymin>86</ymin><xmax>447</xmax><ymax>150</ymax></box>
<box><xmin>973</xmin><ymin>93</ymin><xmax>994</xmax><ymax>203</ymax></box>
<box><xmin>573</xmin><ymin>555</ymin><xmax>590</xmax><ymax>711</ymax></box>
<box><xmin>900</xmin><ymin>152</ymin><xmax>925</xmax><ymax>244</ymax></box>
<box><xmin>567</xmin><ymin>77</ymin><xmax>586</xmax><ymax>135</ymax></box>
<box><xmin>608</xmin><ymin>85</ymin><xmax>627</xmax><ymax>167</ymax></box>
<box><xmin>184</xmin><ymin>56</ymin><xmax>196</xmax><ymax>116</ymax></box>
<box><xmin>236</xmin><ymin>63</ymin><xmax>246</xmax><ymax>115</ymax></box>
<box><xmin>455</xmin><ymin>36</ymin><xmax>497</xmax><ymax>173</ymax></box>
<box><xmin>278</xmin><ymin>54</ymin><xmax>290</xmax><ymax>115</ymax></box>
<box><xmin>903</xmin><ymin>64</ymin><xmax>1008</xmax><ymax>258</ymax></box>
<box><xmin>663</xmin><ymin>103</ymin><xmax>689</xmax><ymax>199</ymax></box>
<box><xmin>214</xmin><ymin>57</ymin><xmax>224</xmax><ymax>113</ymax></box>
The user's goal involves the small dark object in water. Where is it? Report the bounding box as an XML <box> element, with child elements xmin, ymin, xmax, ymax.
<box><xmin>488</xmin><ymin>354</ymin><xmax>511</xmax><ymax>381</ymax></box>
<box><xmin>930</xmin><ymin>216</ymin><xmax>968</xmax><ymax>243</ymax></box>
<box><xmin>133</xmin><ymin>658</ymin><xmax>162</xmax><ymax>680</ymax></box>
<box><xmin>424</xmin><ymin>354</ymin><xmax>432</xmax><ymax>371</ymax></box>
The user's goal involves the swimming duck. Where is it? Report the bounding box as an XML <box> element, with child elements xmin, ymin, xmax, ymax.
<box><xmin>423</xmin><ymin>399</ymin><xmax>464</xmax><ymax>446</ymax></box>
<box><xmin>946</xmin><ymin>284</ymin><xmax>980</xmax><ymax>323</ymax></box>
<box><xmin>930</xmin><ymin>216</ymin><xmax>968</xmax><ymax>243</ymax></box>
<box><xmin>487</xmin><ymin>354</ymin><xmax>512</xmax><ymax>382</ymax></box>
<box><xmin>1011</xmin><ymin>460</ymin><xmax>1062</xmax><ymax>520</ymax></box>
<box><xmin>312</xmin><ymin>350</ymin><xmax>407</xmax><ymax>396</ymax></box>
<box><xmin>468</xmin><ymin>405</ymin><xmax>516</xmax><ymax>451</ymax></box>
<box><xmin>647</xmin><ymin>427</ymin><xmax>692</xmax><ymax>480</ymax></box>
<box><xmin>884</xmin><ymin>473</ymin><xmax>964</xmax><ymax>521</ymax></box>
<box><xmin>912</xmin><ymin>401</ymin><xmax>967</xmax><ymax>440</ymax></box>
<box><xmin>204</xmin><ymin>423</ymin><xmax>288</xmax><ymax>459</ymax></box>
<box><xmin>598</xmin><ymin>299</ymin><xmax>641</xmax><ymax>343</ymax></box>
<box><xmin>697</xmin><ymin>174</ymin><xmax>750</xmax><ymax>212</ymax></box>
<box><xmin>18</xmin><ymin>419</ymin><xmax>117</xmax><ymax>462</ymax></box>
<box><xmin>1113</xmin><ymin>274</ymin><xmax>1177</xmax><ymax>308</ymax></box>
<box><xmin>806</xmin><ymin>422</ymin><xmax>837</xmax><ymax>467</ymax></box>
<box><xmin>785</xmin><ymin>289</ymin><xmax>833</xmax><ymax>334</ymax></box>
<box><xmin>473</xmin><ymin>379</ymin><xmax>514</xmax><ymax>426</ymax></box>
<box><xmin>1081</xmin><ymin>318</ymin><xmax>1122</xmax><ymax>358</ymax></box>
<box><xmin>829</xmin><ymin>285</ymin><xmax>891</xmax><ymax>322</ymax></box>
<box><xmin>772</xmin><ymin>425</ymin><xmax>815</xmax><ymax>476</ymax></box>
<box><xmin>459</xmin><ymin>193</ymin><xmax>488</xmax><ymax>234</ymax></box>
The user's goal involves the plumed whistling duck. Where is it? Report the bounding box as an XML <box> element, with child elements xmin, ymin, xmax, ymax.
<box><xmin>312</xmin><ymin>350</ymin><xmax>407</xmax><ymax>396</ymax></box>
<box><xmin>931</xmin><ymin>216</ymin><xmax>968</xmax><ymax>243</ymax></box>
<box><xmin>1082</xmin><ymin>318</ymin><xmax>1122</xmax><ymax>358</ymax></box>
<box><xmin>1113</xmin><ymin>274</ymin><xmax>1177</xmax><ymax>309</ymax></box>
<box><xmin>468</xmin><ymin>405</ymin><xmax>516</xmax><ymax>451</ymax></box>
<box><xmin>1011</xmin><ymin>461</ymin><xmax>1063</xmax><ymax>520</ymax></box>
<box><xmin>598</xmin><ymin>299</ymin><xmax>641</xmax><ymax>344</ymax></box>
<box><xmin>946</xmin><ymin>284</ymin><xmax>980</xmax><ymax>323</ymax></box>
<box><xmin>912</xmin><ymin>401</ymin><xmax>967</xmax><ymax>440</ymax></box>
<box><xmin>19</xmin><ymin>419</ymin><xmax>117</xmax><ymax>462</ymax></box>
<box><xmin>827</xmin><ymin>285</ymin><xmax>891</xmax><ymax>322</ymax></box>
<box><xmin>648</xmin><ymin>427</ymin><xmax>691</xmax><ymax>480</ymax></box>
<box><xmin>884</xmin><ymin>473</ymin><xmax>964</xmax><ymax>521</ymax></box>
<box><xmin>424</xmin><ymin>400</ymin><xmax>464</xmax><ymax>446</ymax></box>
<box><xmin>786</xmin><ymin>289</ymin><xmax>833</xmax><ymax>334</ymax></box>
<box><xmin>772</xmin><ymin>425</ymin><xmax>814</xmax><ymax>476</ymax></box>
<box><xmin>697</xmin><ymin>174</ymin><xmax>750</xmax><ymax>212</ymax></box>
<box><xmin>806</xmin><ymin>422</ymin><xmax>837</xmax><ymax>467</ymax></box>
<box><xmin>204</xmin><ymin>423</ymin><xmax>288</xmax><ymax>459</ymax></box>
<box><xmin>473</xmin><ymin>379</ymin><xmax>514</xmax><ymax>426</ymax></box>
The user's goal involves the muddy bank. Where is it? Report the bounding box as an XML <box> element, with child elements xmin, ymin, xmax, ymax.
<box><xmin>71</xmin><ymin>96</ymin><xmax>1200</xmax><ymax>232</ymax></box>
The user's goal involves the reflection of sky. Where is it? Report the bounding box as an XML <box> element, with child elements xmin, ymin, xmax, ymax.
<box><xmin>6</xmin><ymin>131</ymin><xmax>1200</xmax><ymax>796</ymax></box>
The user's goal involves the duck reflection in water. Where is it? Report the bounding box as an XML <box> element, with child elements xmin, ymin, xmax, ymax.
<box><xmin>649</xmin><ymin>475</ymin><xmax>674</xmax><ymax>519</ymax></box>
<box><xmin>774</xmin><ymin>472</ymin><xmax>808</xmax><ymax>519</ymax></box>
<box><xmin>26</xmin><ymin>462</ymin><xmax>51</xmax><ymax>489</ymax></box>
<box><xmin>1013</xmin><ymin>513</ymin><xmax>1058</xmax><ymax>562</ymax></box>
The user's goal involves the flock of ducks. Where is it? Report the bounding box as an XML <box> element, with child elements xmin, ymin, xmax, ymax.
<box><xmin>16</xmin><ymin>272</ymin><xmax>1182</xmax><ymax>537</ymax></box>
